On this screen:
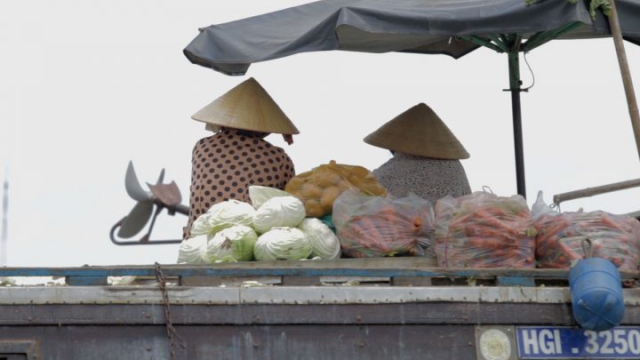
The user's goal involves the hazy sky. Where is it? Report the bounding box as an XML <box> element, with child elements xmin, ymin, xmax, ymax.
<box><xmin>1</xmin><ymin>0</ymin><xmax>639</xmax><ymax>266</ymax></box>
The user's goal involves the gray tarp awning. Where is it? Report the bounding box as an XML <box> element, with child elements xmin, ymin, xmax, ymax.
<box><xmin>184</xmin><ymin>0</ymin><xmax>640</xmax><ymax>76</ymax></box>
<box><xmin>183</xmin><ymin>0</ymin><xmax>640</xmax><ymax>198</ymax></box>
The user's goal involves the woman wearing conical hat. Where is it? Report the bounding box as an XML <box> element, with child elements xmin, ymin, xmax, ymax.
<box><xmin>364</xmin><ymin>103</ymin><xmax>471</xmax><ymax>204</ymax></box>
<box><xmin>183</xmin><ymin>78</ymin><xmax>299</xmax><ymax>239</ymax></box>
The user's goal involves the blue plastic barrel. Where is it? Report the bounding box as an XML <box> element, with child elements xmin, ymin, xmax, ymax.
<box><xmin>569</xmin><ymin>257</ymin><xmax>625</xmax><ymax>332</ymax></box>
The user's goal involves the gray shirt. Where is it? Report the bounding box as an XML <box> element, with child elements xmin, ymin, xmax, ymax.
<box><xmin>372</xmin><ymin>152</ymin><xmax>471</xmax><ymax>203</ymax></box>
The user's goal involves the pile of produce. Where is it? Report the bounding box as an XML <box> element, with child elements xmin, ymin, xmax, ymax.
<box><xmin>177</xmin><ymin>186</ymin><xmax>341</xmax><ymax>264</ymax></box>
<box><xmin>285</xmin><ymin>160</ymin><xmax>387</xmax><ymax>218</ymax></box>
<box><xmin>178</xmin><ymin>175</ymin><xmax>640</xmax><ymax>271</ymax></box>
<box><xmin>534</xmin><ymin>213</ymin><xmax>640</xmax><ymax>271</ymax></box>
<box><xmin>333</xmin><ymin>189</ymin><xmax>435</xmax><ymax>258</ymax></box>
<box><xmin>532</xmin><ymin>191</ymin><xmax>640</xmax><ymax>270</ymax></box>
<box><xmin>434</xmin><ymin>191</ymin><xmax>537</xmax><ymax>268</ymax></box>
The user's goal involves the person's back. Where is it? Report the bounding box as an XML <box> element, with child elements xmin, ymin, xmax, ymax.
<box><xmin>372</xmin><ymin>152</ymin><xmax>470</xmax><ymax>204</ymax></box>
<box><xmin>185</xmin><ymin>128</ymin><xmax>295</xmax><ymax>236</ymax></box>
<box><xmin>364</xmin><ymin>102</ymin><xmax>471</xmax><ymax>203</ymax></box>
<box><xmin>183</xmin><ymin>78</ymin><xmax>299</xmax><ymax>239</ymax></box>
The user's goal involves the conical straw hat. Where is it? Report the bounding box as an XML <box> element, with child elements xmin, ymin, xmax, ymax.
<box><xmin>191</xmin><ymin>78</ymin><xmax>299</xmax><ymax>135</ymax></box>
<box><xmin>364</xmin><ymin>103</ymin><xmax>469</xmax><ymax>160</ymax></box>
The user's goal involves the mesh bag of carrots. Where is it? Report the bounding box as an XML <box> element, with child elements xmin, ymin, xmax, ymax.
<box><xmin>285</xmin><ymin>160</ymin><xmax>387</xmax><ymax>218</ymax></box>
<box><xmin>332</xmin><ymin>188</ymin><xmax>435</xmax><ymax>258</ymax></box>
<box><xmin>534</xmin><ymin>210</ymin><xmax>640</xmax><ymax>270</ymax></box>
<box><xmin>434</xmin><ymin>191</ymin><xmax>537</xmax><ymax>268</ymax></box>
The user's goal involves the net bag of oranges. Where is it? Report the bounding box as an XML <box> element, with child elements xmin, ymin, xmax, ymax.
<box><xmin>434</xmin><ymin>191</ymin><xmax>537</xmax><ymax>268</ymax></box>
<box><xmin>285</xmin><ymin>160</ymin><xmax>387</xmax><ymax>218</ymax></box>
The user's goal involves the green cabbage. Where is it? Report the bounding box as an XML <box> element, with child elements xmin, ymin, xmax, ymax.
<box><xmin>254</xmin><ymin>227</ymin><xmax>312</xmax><ymax>261</ymax></box>
<box><xmin>201</xmin><ymin>224</ymin><xmax>258</xmax><ymax>263</ymax></box>
<box><xmin>191</xmin><ymin>199</ymin><xmax>256</xmax><ymax>236</ymax></box>
<box><xmin>248</xmin><ymin>185</ymin><xmax>291</xmax><ymax>209</ymax></box>
<box><xmin>298</xmin><ymin>218</ymin><xmax>341</xmax><ymax>260</ymax></box>
<box><xmin>252</xmin><ymin>196</ymin><xmax>306</xmax><ymax>234</ymax></box>
<box><xmin>176</xmin><ymin>234</ymin><xmax>207</xmax><ymax>264</ymax></box>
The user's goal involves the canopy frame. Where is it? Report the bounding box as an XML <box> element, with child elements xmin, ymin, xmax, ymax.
<box><xmin>460</xmin><ymin>19</ymin><xmax>632</xmax><ymax>197</ymax></box>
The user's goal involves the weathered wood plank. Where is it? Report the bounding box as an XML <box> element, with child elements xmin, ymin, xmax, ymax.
<box><xmin>1</xmin><ymin>259</ymin><xmax>637</xmax><ymax>290</ymax></box>
<box><xmin>0</xmin><ymin>303</ymin><xmax>589</xmax><ymax>325</ymax></box>
<box><xmin>180</xmin><ymin>276</ymin><xmax>281</xmax><ymax>287</ymax></box>
<box><xmin>391</xmin><ymin>276</ymin><xmax>433</xmax><ymax>286</ymax></box>
<box><xmin>496</xmin><ymin>275</ymin><xmax>535</xmax><ymax>287</ymax></box>
<box><xmin>65</xmin><ymin>276</ymin><xmax>108</xmax><ymax>286</ymax></box>
<box><xmin>0</xmin><ymin>285</ymin><xmax>591</xmax><ymax>305</ymax></box>
<box><xmin>2</xmin><ymin>258</ymin><xmax>637</xmax><ymax>280</ymax></box>
<box><xmin>281</xmin><ymin>276</ymin><xmax>321</xmax><ymax>286</ymax></box>
<box><xmin>0</xmin><ymin>325</ymin><xmax>478</xmax><ymax>360</ymax></box>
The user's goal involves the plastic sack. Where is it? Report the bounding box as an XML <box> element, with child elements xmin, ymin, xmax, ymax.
<box><xmin>535</xmin><ymin>210</ymin><xmax>640</xmax><ymax>270</ymax></box>
<box><xmin>190</xmin><ymin>199</ymin><xmax>255</xmax><ymax>236</ymax></box>
<box><xmin>298</xmin><ymin>218</ymin><xmax>341</xmax><ymax>260</ymax></box>
<box><xmin>248</xmin><ymin>185</ymin><xmax>291</xmax><ymax>210</ymax></box>
<box><xmin>201</xmin><ymin>224</ymin><xmax>258</xmax><ymax>263</ymax></box>
<box><xmin>252</xmin><ymin>196</ymin><xmax>306</xmax><ymax>234</ymax></box>
<box><xmin>434</xmin><ymin>191</ymin><xmax>536</xmax><ymax>268</ymax></box>
<box><xmin>253</xmin><ymin>227</ymin><xmax>313</xmax><ymax>261</ymax></box>
<box><xmin>285</xmin><ymin>160</ymin><xmax>387</xmax><ymax>218</ymax></box>
<box><xmin>531</xmin><ymin>190</ymin><xmax>559</xmax><ymax>221</ymax></box>
<box><xmin>333</xmin><ymin>188</ymin><xmax>435</xmax><ymax>258</ymax></box>
<box><xmin>176</xmin><ymin>234</ymin><xmax>207</xmax><ymax>264</ymax></box>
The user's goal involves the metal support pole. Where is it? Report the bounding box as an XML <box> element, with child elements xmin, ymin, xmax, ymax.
<box><xmin>553</xmin><ymin>177</ymin><xmax>640</xmax><ymax>205</ymax></box>
<box><xmin>508</xmin><ymin>51</ymin><xmax>527</xmax><ymax>198</ymax></box>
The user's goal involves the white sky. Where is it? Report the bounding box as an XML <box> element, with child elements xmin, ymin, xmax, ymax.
<box><xmin>1</xmin><ymin>0</ymin><xmax>639</xmax><ymax>267</ymax></box>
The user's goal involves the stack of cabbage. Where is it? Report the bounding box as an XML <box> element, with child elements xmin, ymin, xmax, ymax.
<box><xmin>177</xmin><ymin>186</ymin><xmax>341</xmax><ymax>264</ymax></box>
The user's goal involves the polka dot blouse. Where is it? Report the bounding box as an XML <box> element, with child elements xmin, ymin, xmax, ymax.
<box><xmin>183</xmin><ymin>128</ymin><xmax>296</xmax><ymax>239</ymax></box>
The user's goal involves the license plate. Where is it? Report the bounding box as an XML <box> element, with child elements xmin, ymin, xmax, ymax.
<box><xmin>516</xmin><ymin>326</ymin><xmax>640</xmax><ymax>359</ymax></box>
